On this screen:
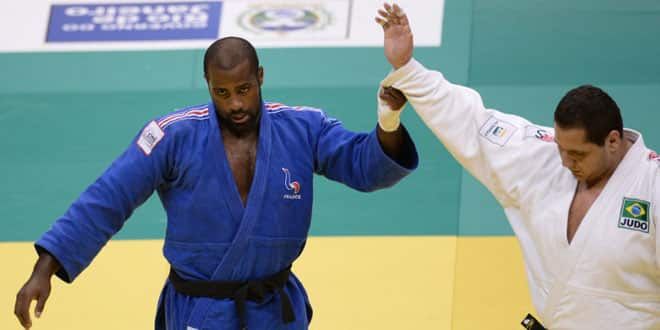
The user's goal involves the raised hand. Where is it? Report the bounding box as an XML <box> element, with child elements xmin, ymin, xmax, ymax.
<box><xmin>375</xmin><ymin>3</ymin><xmax>413</xmax><ymax>69</ymax></box>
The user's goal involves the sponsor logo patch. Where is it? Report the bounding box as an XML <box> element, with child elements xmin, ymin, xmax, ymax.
<box><xmin>281</xmin><ymin>168</ymin><xmax>301</xmax><ymax>199</ymax></box>
<box><xmin>618</xmin><ymin>197</ymin><xmax>650</xmax><ymax>233</ymax></box>
<box><xmin>479</xmin><ymin>116</ymin><xmax>517</xmax><ymax>146</ymax></box>
<box><xmin>137</xmin><ymin>121</ymin><xmax>165</xmax><ymax>155</ymax></box>
<box><xmin>524</xmin><ymin>125</ymin><xmax>554</xmax><ymax>142</ymax></box>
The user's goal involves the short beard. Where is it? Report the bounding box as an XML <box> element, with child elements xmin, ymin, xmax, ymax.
<box><xmin>224</xmin><ymin>112</ymin><xmax>260</xmax><ymax>137</ymax></box>
<box><xmin>219</xmin><ymin>94</ymin><xmax>262</xmax><ymax>137</ymax></box>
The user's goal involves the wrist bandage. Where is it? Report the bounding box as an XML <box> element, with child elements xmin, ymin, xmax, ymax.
<box><xmin>377</xmin><ymin>88</ymin><xmax>404</xmax><ymax>132</ymax></box>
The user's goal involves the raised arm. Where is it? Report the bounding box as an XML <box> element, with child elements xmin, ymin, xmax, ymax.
<box><xmin>375</xmin><ymin>3</ymin><xmax>556</xmax><ymax>207</ymax></box>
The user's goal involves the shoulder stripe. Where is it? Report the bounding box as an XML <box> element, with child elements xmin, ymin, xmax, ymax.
<box><xmin>159</xmin><ymin>109</ymin><xmax>208</xmax><ymax>128</ymax></box>
<box><xmin>265</xmin><ymin>102</ymin><xmax>284</xmax><ymax>108</ymax></box>
<box><xmin>265</xmin><ymin>102</ymin><xmax>323</xmax><ymax>114</ymax></box>
<box><xmin>161</xmin><ymin>115</ymin><xmax>208</xmax><ymax>129</ymax></box>
<box><xmin>158</xmin><ymin>108</ymin><xmax>209</xmax><ymax>129</ymax></box>
<box><xmin>157</xmin><ymin>105</ymin><xmax>208</xmax><ymax>125</ymax></box>
<box><xmin>268</xmin><ymin>107</ymin><xmax>323</xmax><ymax>114</ymax></box>
<box><xmin>265</xmin><ymin>102</ymin><xmax>287</xmax><ymax>111</ymax></box>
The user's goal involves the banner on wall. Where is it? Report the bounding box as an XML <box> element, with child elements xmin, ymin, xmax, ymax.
<box><xmin>221</xmin><ymin>1</ymin><xmax>350</xmax><ymax>42</ymax></box>
<box><xmin>46</xmin><ymin>2</ymin><xmax>222</xmax><ymax>42</ymax></box>
<box><xmin>0</xmin><ymin>0</ymin><xmax>444</xmax><ymax>51</ymax></box>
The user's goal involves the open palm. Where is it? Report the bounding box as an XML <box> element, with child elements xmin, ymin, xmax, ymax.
<box><xmin>376</xmin><ymin>3</ymin><xmax>413</xmax><ymax>69</ymax></box>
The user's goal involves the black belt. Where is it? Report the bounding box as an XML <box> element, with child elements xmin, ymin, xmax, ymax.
<box><xmin>168</xmin><ymin>267</ymin><xmax>295</xmax><ymax>330</ymax></box>
<box><xmin>521</xmin><ymin>313</ymin><xmax>547</xmax><ymax>330</ymax></box>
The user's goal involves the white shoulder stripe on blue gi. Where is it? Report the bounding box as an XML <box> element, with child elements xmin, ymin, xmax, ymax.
<box><xmin>159</xmin><ymin>108</ymin><xmax>209</xmax><ymax>130</ymax></box>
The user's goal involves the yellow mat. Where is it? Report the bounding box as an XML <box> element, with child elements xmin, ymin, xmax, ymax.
<box><xmin>0</xmin><ymin>236</ymin><xmax>532</xmax><ymax>329</ymax></box>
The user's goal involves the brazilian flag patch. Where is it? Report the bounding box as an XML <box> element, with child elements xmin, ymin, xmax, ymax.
<box><xmin>618</xmin><ymin>197</ymin><xmax>650</xmax><ymax>233</ymax></box>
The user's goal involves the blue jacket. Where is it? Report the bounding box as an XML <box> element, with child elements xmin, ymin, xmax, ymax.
<box><xmin>36</xmin><ymin>101</ymin><xmax>418</xmax><ymax>329</ymax></box>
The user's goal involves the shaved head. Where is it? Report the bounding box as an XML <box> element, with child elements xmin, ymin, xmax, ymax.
<box><xmin>204</xmin><ymin>36</ymin><xmax>260</xmax><ymax>78</ymax></box>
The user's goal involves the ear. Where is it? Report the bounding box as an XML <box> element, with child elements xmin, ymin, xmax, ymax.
<box><xmin>606</xmin><ymin>130</ymin><xmax>621</xmax><ymax>152</ymax></box>
<box><xmin>257</xmin><ymin>66</ymin><xmax>264</xmax><ymax>86</ymax></box>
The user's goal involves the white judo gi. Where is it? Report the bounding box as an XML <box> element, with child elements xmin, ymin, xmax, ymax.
<box><xmin>381</xmin><ymin>59</ymin><xmax>660</xmax><ymax>329</ymax></box>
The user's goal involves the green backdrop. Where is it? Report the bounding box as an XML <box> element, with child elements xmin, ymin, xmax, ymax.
<box><xmin>1</xmin><ymin>0</ymin><xmax>658</xmax><ymax>241</ymax></box>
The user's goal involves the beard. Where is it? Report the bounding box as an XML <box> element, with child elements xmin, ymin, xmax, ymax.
<box><xmin>217</xmin><ymin>94</ymin><xmax>262</xmax><ymax>137</ymax></box>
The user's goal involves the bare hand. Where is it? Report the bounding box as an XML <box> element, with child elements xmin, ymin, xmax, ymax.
<box><xmin>375</xmin><ymin>3</ymin><xmax>413</xmax><ymax>69</ymax></box>
<box><xmin>15</xmin><ymin>253</ymin><xmax>59</xmax><ymax>329</ymax></box>
<box><xmin>15</xmin><ymin>275</ymin><xmax>51</xmax><ymax>329</ymax></box>
<box><xmin>380</xmin><ymin>86</ymin><xmax>407</xmax><ymax>110</ymax></box>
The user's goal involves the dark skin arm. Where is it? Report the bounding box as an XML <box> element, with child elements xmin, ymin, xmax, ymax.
<box><xmin>15</xmin><ymin>251</ymin><xmax>61</xmax><ymax>329</ymax></box>
<box><xmin>377</xmin><ymin>86</ymin><xmax>415</xmax><ymax>167</ymax></box>
<box><xmin>373</xmin><ymin>3</ymin><xmax>415</xmax><ymax>168</ymax></box>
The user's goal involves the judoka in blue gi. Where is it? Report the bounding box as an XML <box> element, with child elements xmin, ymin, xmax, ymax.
<box><xmin>14</xmin><ymin>37</ymin><xmax>418</xmax><ymax>329</ymax></box>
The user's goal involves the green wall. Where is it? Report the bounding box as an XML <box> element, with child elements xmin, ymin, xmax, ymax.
<box><xmin>1</xmin><ymin>0</ymin><xmax>658</xmax><ymax>241</ymax></box>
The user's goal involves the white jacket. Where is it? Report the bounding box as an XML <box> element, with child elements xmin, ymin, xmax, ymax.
<box><xmin>382</xmin><ymin>59</ymin><xmax>660</xmax><ymax>329</ymax></box>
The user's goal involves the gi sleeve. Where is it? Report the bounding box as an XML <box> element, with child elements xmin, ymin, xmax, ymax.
<box><xmin>313</xmin><ymin>111</ymin><xmax>418</xmax><ymax>192</ymax></box>
<box><xmin>381</xmin><ymin>59</ymin><xmax>552</xmax><ymax>207</ymax></box>
<box><xmin>35</xmin><ymin>120</ymin><xmax>173</xmax><ymax>282</ymax></box>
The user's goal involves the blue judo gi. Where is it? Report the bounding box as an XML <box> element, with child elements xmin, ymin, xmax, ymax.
<box><xmin>36</xmin><ymin>101</ymin><xmax>418</xmax><ymax>329</ymax></box>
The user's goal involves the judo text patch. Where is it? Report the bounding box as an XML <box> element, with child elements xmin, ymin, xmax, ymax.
<box><xmin>137</xmin><ymin>121</ymin><xmax>165</xmax><ymax>155</ymax></box>
<box><xmin>618</xmin><ymin>197</ymin><xmax>650</xmax><ymax>233</ymax></box>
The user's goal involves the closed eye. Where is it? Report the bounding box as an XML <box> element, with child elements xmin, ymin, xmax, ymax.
<box><xmin>568</xmin><ymin>151</ymin><xmax>586</xmax><ymax>158</ymax></box>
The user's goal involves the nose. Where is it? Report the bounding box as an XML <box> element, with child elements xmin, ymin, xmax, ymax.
<box><xmin>228</xmin><ymin>97</ymin><xmax>244</xmax><ymax>111</ymax></box>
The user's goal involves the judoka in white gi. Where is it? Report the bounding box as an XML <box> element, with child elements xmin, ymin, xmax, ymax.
<box><xmin>14</xmin><ymin>37</ymin><xmax>418</xmax><ymax>330</ymax></box>
<box><xmin>375</xmin><ymin>4</ymin><xmax>659</xmax><ymax>329</ymax></box>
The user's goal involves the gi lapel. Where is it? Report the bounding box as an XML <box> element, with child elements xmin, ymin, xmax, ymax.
<box><xmin>207</xmin><ymin>103</ymin><xmax>245</xmax><ymax>223</ymax></box>
<box><xmin>186</xmin><ymin>103</ymin><xmax>273</xmax><ymax>329</ymax></box>
<box><xmin>541</xmin><ymin>131</ymin><xmax>645</xmax><ymax>326</ymax></box>
<box><xmin>212</xmin><ymin>104</ymin><xmax>273</xmax><ymax>276</ymax></box>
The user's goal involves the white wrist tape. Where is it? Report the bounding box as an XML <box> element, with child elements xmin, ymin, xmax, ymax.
<box><xmin>377</xmin><ymin>89</ymin><xmax>404</xmax><ymax>132</ymax></box>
